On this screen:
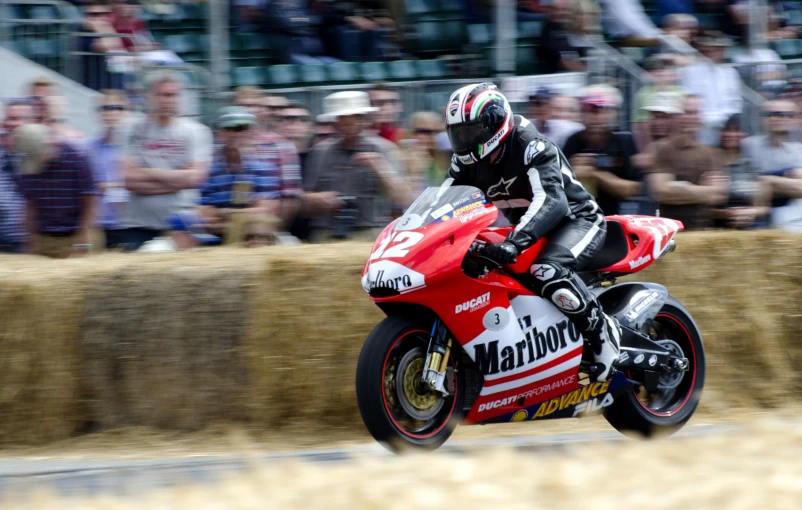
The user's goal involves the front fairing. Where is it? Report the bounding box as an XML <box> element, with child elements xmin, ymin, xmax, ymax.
<box><xmin>361</xmin><ymin>186</ymin><xmax>499</xmax><ymax>298</ymax></box>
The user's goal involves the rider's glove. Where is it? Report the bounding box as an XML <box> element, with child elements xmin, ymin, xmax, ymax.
<box><xmin>483</xmin><ymin>241</ymin><xmax>519</xmax><ymax>265</ymax></box>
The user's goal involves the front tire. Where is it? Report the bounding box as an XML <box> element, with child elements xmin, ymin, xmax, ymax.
<box><xmin>603</xmin><ymin>296</ymin><xmax>706</xmax><ymax>438</ymax></box>
<box><xmin>356</xmin><ymin>316</ymin><xmax>465</xmax><ymax>453</ymax></box>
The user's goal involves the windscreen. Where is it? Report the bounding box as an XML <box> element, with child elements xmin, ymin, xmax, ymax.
<box><xmin>394</xmin><ymin>186</ymin><xmax>489</xmax><ymax>231</ymax></box>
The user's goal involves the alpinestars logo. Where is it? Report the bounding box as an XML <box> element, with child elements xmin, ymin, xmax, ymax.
<box><xmin>629</xmin><ymin>255</ymin><xmax>651</xmax><ymax>269</ymax></box>
<box><xmin>456</xmin><ymin>292</ymin><xmax>491</xmax><ymax>314</ymax></box>
<box><xmin>524</xmin><ymin>140</ymin><xmax>546</xmax><ymax>165</ymax></box>
<box><xmin>531</xmin><ymin>264</ymin><xmax>556</xmax><ymax>281</ymax></box>
<box><xmin>487</xmin><ymin>176</ymin><xmax>517</xmax><ymax>198</ymax></box>
<box><xmin>473</xmin><ymin>315</ymin><xmax>582</xmax><ymax>376</ymax></box>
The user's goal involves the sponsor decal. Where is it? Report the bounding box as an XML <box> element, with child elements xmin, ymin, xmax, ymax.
<box><xmin>511</xmin><ymin>410</ymin><xmax>529</xmax><ymax>422</ymax></box>
<box><xmin>515</xmin><ymin>374</ymin><xmax>577</xmax><ymax>401</ymax></box>
<box><xmin>618</xmin><ymin>351</ymin><xmax>630</xmax><ymax>363</ymax></box>
<box><xmin>624</xmin><ymin>291</ymin><xmax>662</xmax><ymax>322</ymax></box>
<box><xmin>552</xmin><ymin>289</ymin><xmax>581</xmax><ymax>311</ymax></box>
<box><xmin>649</xmin><ymin>354</ymin><xmax>658</xmax><ymax>367</ymax></box>
<box><xmin>532</xmin><ymin>380</ymin><xmax>611</xmax><ymax>419</ymax></box>
<box><xmin>472</xmin><ymin>191</ymin><xmax>482</xmax><ymax>199</ymax></box>
<box><xmin>473</xmin><ymin>315</ymin><xmax>582</xmax><ymax>377</ymax></box>
<box><xmin>633</xmin><ymin>353</ymin><xmax>645</xmax><ymax>364</ymax></box>
<box><xmin>484</xmin><ymin>127</ymin><xmax>506</xmax><ymax>149</ymax></box>
<box><xmin>524</xmin><ymin>140</ymin><xmax>546</xmax><ymax>165</ymax></box>
<box><xmin>460</xmin><ymin>207</ymin><xmax>491</xmax><ymax>224</ymax></box>
<box><xmin>531</xmin><ymin>264</ymin><xmax>556</xmax><ymax>281</ymax></box>
<box><xmin>457</xmin><ymin>153</ymin><xmax>477</xmax><ymax>165</ymax></box>
<box><xmin>572</xmin><ymin>393</ymin><xmax>614</xmax><ymax>417</ymax></box>
<box><xmin>362</xmin><ymin>260</ymin><xmax>426</xmax><ymax>294</ymax></box>
<box><xmin>370</xmin><ymin>231</ymin><xmax>425</xmax><ymax>260</ymax></box>
<box><xmin>456</xmin><ymin>292</ymin><xmax>492</xmax><ymax>314</ymax></box>
<box><xmin>452</xmin><ymin>201</ymin><xmax>484</xmax><ymax>217</ymax></box>
<box><xmin>487</xmin><ymin>176</ymin><xmax>517</xmax><ymax>198</ymax></box>
<box><xmin>441</xmin><ymin>215</ymin><xmax>451</xmax><ymax>222</ymax></box>
<box><xmin>479</xmin><ymin>396</ymin><xmax>517</xmax><ymax>413</ymax></box>
<box><xmin>628</xmin><ymin>255</ymin><xmax>651</xmax><ymax>270</ymax></box>
<box><xmin>431</xmin><ymin>203</ymin><xmax>454</xmax><ymax>219</ymax></box>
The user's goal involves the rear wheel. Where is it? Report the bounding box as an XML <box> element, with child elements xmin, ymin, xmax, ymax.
<box><xmin>603</xmin><ymin>296</ymin><xmax>705</xmax><ymax>438</ymax></box>
<box><xmin>356</xmin><ymin>316</ymin><xmax>465</xmax><ymax>453</ymax></box>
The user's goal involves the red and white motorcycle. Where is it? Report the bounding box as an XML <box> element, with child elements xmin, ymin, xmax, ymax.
<box><xmin>356</xmin><ymin>186</ymin><xmax>705</xmax><ymax>452</ymax></box>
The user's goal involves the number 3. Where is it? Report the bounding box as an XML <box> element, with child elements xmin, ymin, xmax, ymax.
<box><xmin>370</xmin><ymin>232</ymin><xmax>425</xmax><ymax>260</ymax></box>
<box><xmin>494</xmin><ymin>313</ymin><xmax>500</xmax><ymax>325</ymax></box>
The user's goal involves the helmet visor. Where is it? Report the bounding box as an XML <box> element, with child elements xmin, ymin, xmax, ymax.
<box><xmin>447</xmin><ymin>121</ymin><xmax>488</xmax><ymax>154</ymax></box>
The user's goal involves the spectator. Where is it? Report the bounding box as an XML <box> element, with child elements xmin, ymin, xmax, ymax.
<box><xmin>631</xmin><ymin>54</ymin><xmax>686</xmax><ymax>148</ymax></box>
<box><xmin>599</xmin><ymin>0</ymin><xmax>661</xmax><ymax>45</ymax></box>
<box><xmin>721</xmin><ymin>0</ymin><xmax>798</xmax><ymax>44</ymax></box>
<box><xmin>170</xmin><ymin>107</ymin><xmax>285</xmax><ymax>249</ymax></box>
<box><xmin>262</xmin><ymin>0</ymin><xmax>339</xmax><ymax>65</ymax></box>
<box><xmin>401</xmin><ymin>111</ymin><xmax>449</xmax><ymax>194</ymax></box>
<box><xmin>312</xmin><ymin>118</ymin><xmax>337</xmax><ymax>146</ymax></box>
<box><xmin>314</xmin><ymin>0</ymin><xmax>388</xmax><ymax>62</ymax></box>
<box><xmin>110</xmin><ymin>0</ymin><xmax>154</xmax><ymax>52</ymax></box>
<box><xmin>663</xmin><ymin>13</ymin><xmax>698</xmax><ymax>46</ymax></box>
<box><xmin>369</xmin><ymin>84</ymin><xmax>405</xmax><ymax>145</ymax></box>
<box><xmin>0</xmin><ymin>100</ymin><xmax>33</xmax><ymax>253</ymax></box>
<box><xmin>87</xmin><ymin>90</ymin><xmax>130</xmax><ymax>249</ymax></box>
<box><xmin>80</xmin><ymin>1</ymin><xmax>127</xmax><ymax>91</ymax></box>
<box><xmin>526</xmin><ymin>87</ymin><xmax>584</xmax><ymax>148</ymax></box>
<box><xmin>633</xmin><ymin>90</ymin><xmax>685</xmax><ymax>172</ymax></box>
<box><xmin>233</xmin><ymin>88</ymin><xmax>303</xmax><ymax>228</ymax></box>
<box><xmin>742</xmin><ymin>99</ymin><xmax>802</xmax><ymax>175</ymax></box>
<box><xmin>711</xmin><ymin>114</ymin><xmax>770</xmax><ymax>229</ymax></box>
<box><xmin>680</xmin><ymin>32</ymin><xmax>743</xmax><ymax>145</ymax></box>
<box><xmin>551</xmin><ymin>94</ymin><xmax>582</xmax><ymax>123</ymax></box>
<box><xmin>118</xmin><ymin>71</ymin><xmax>213</xmax><ymax>250</ymax></box>
<box><xmin>14</xmin><ymin>124</ymin><xmax>98</xmax><ymax>258</ymax></box>
<box><xmin>279</xmin><ymin>102</ymin><xmax>314</xmax><ymax>167</ymax></box>
<box><xmin>27</xmin><ymin>77</ymin><xmax>56</xmax><ymax>124</ymax></box>
<box><xmin>43</xmin><ymin>96</ymin><xmax>84</xmax><ymax>142</ymax></box>
<box><xmin>304</xmin><ymin>91</ymin><xmax>410</xmax><ymax>242</ymax></box>
<box><xmin>732</xmin><ymin>35</ymin><xmax>786</xmax><ymax>94</ymax></box>
<box><xmin>538</xmin><ymin>0</ymin><xmax>589</xmax><ymax>73</ymax></box>
<box><xmin>563</xmin><ymin>85</ymin><xmax>645</xmax><ymax>216</ymax></box>
<box><xmin>642</xmin><ymin>95</ymin><xmax>729</xmax><ymax>230</ymax></box>
<box><xmin>657</xmin><ymin>0</ymin><xmax>695</xmax><ymax>22</ymax></box>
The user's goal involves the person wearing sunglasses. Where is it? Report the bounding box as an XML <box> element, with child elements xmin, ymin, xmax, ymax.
<box><xmin>86</xmin><ymin>90</ymin><xmax>130</xmax><ymax>249</ymax></box>
<box><xmin>368</xmin><ymin>84</ymin><xmax>405</xmax><ymax>145</ymax></box>
<box><xmin>744</xmin><ymin>100</ymin><xmax>802</xmax><ymax>232</ymax></box>
<box><xmin>399</xmin><ymin>111</ymin><xmax>448</xmax><ymax>195</ymax></box>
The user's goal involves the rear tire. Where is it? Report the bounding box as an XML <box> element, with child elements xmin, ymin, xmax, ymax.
<box><xmin>603</xmin><ymin>296</ymin><xmax>705</xmax><ymax>438</ymax></box>
<box><xmin>356</xmin><ymin>315</ymin><xmax>464</xmax><ymax>453</ymax></box>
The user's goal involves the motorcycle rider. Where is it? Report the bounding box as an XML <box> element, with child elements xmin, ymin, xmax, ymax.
<box><xmin>444</xmin><ymin>82</ymin><xmax>621</xmax><ymax>382</ymax></box>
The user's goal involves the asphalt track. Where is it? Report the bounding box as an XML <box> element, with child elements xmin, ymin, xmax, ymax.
<box><xmin>0</xmin><ymin>423</ymin><xmax>738</xmax><ymax>498</ymax></box>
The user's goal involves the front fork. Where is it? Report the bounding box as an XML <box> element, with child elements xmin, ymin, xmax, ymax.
<box><xmin>422</xmin><ymin>318</ymin><xmax>453</xmax><ymax>397</ymax></box>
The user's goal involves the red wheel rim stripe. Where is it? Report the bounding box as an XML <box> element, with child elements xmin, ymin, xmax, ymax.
<box><xmin>380</xmin><ymin>330</ymin><xmax>458</xmax><ymax>440</ymax></box>
<box><xmin>633</xmin><ymin>313</ymin><xmax>697</xmax><ymax>417</ymax></box>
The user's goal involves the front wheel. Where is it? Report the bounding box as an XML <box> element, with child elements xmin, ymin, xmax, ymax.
<box><xmin>355</xmin><ymin>316</ymin><xmax>465</xmax><ymax>453</ymax></box>
<box><xmin>604</xmin><ymin>296</ymin><xmax>706</xmax><ymax>438</ymax></box>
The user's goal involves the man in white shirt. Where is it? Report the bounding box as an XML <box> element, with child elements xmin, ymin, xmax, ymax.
<box><xmin>599</xmin><ymin>0</ymin><xmax>661</xmax><ymax>42</ymax></box>
<box><xmin>680</xmin><ymin>34</ymin><xmax>743</xmax><ymax>145</ymax></box>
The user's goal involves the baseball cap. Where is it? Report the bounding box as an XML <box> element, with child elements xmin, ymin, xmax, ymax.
<box><xmin>528</xmin><ymin>86</ymin><xmax>553</xmax><ymax>102</ymax></box>
<box><xmin>12</xmin><ymin>124</ymin><xmax>54</xmax><ymax>175</ymax></box>
<box><xmin>641</xmin><ymin>91</ymin><xmax>684</xmax><ymax>115</ymax></box>
<box><xmin>580</xmin><ymin>84</ymin><xmax>622</xmax><ymax>108</ymax></box>
<box><xmin>216</xmin><ymin>106</ymin><xmax>256</xmax><ymax>129</ymax></box>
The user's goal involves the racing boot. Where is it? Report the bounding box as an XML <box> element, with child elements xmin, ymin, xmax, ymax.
<box><xmin>586</xmin><ymin>313</ymin><xmax>621</xmax><ymax>383</ymax></box>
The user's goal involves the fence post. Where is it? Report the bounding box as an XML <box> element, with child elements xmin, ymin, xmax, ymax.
<box><xmin>495</xmin><ymin>0</ymin><xmax>517</xmax><ymax>77</ymax></box>
<box><xmin>208</xmin><ymin>0</ymin><xmax>229</xmax><ymax>93</ymax></box>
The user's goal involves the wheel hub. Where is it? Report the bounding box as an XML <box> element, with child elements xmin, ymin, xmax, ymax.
<box><xmin>395</xmin><ymin>348</ymin><xmax>444</xmax><ymax>420</ymax></box>
<box><xmin>656</xmin><ymin>339</ymin><xmax>685</xmax><ymax>390</ymax></box>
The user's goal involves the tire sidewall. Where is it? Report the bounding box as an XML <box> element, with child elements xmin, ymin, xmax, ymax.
<box><xmin>355</xmin><ymin>316</ymin><xmax>465</xmax><ymax>452</ymax></box>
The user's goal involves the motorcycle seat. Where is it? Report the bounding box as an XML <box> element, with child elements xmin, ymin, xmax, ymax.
<box><xmin>581</xmin><ymin>219</ymin><xmax>629</xmax><ymax>272</ymax></box>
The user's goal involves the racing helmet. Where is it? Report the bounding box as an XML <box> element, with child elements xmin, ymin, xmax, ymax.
<box><xmin>445</xmin><ymin>82</ymin><xmax>513</xmax><ymax>165</ymax></box>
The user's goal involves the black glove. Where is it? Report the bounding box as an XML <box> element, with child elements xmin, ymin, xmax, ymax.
<box><xmin>482</xmin><ymin>241</ymin><xmax>519</xmax><ymax>265</ymax></box>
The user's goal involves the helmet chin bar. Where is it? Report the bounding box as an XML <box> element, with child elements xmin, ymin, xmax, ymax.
<box><xmin>457</xmin><ymin>153</ymin><xmax>477</xmax><ymax>165</ymax></box>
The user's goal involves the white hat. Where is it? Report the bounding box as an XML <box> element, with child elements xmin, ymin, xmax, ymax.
<box><xmin>316</xmin><ymin>91</ymin><xmax>378</xmax><ymax>123</ymax></box>
<box><xmin>641</xmin><ymin>91</ymin><xmax>684</xmax><ymax>115</ymax></box>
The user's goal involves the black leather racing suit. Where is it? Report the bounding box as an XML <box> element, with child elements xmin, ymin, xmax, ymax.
<box><xmin>447</xmin><ymin>115</ymin><xmax>612</xmax><ymax>348</ymax></box>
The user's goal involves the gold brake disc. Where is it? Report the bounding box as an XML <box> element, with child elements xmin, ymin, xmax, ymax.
<box><xmin>402</xmin><ymin>358</ymin><xmax>439</xmax><ymax>411</ymax></box>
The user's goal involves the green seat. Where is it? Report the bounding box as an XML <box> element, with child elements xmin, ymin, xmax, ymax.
<box><xmin>518</xmin><ymin>21</ymin><xmax>543</xmax><ymax>41</ymax></box>
<box><xmin>327</xmin><ymin>62</ymin><xmax>358</xmax><ymax>82</ymax></box>
<box><xmin>774</xmin><ymin>39</ymin><xmax>797</xmax><ymax>59</ymax></box>
<box><xmin>29</xmin><ymin>6</ymin><xmax>58</xmax><ymax>19</ymax></box>
<box><xmin>467</xmin><ymin>24</ymin><xmax>492</xmax><ymax>45</ymax></box>
<box><xmin>417</xmin><ymin>21</ymin><xmax>442</xmax><ymax>52</ymax></box>
<box><xmin>405</xmin><ymin>0</ymin><xmax>437</xmax><ymax>19</ymax></box>
<box><xmin>359</xmin><ymin>61</ymin><xmax>386</xmax><ymax>82</ymax></box>
<box><xmin>232</xmin><ymin>66</ymin><xmax>266</xmax><ymax>87</ymax></box>
<box><xmin>515</xmin><ymin>44</ymin><xmax>538</xmax><ymax>75</ymax></box>
<box><xmin>26</xmin><ymin>38</ymin><xmax>59</xmax><ymax>58</ymax></box>
<box><xmin>387</xmin><ymin>60</ymin><xmax>418</xmax><ymax>80</ymax></box>
<box><xmin>440</xmin><ymin>21</ymin><xmax>465</xmax><ymax>51</ymax></box>
<box><xmin>417</xmin><ymin>59</ymin><xmax>448</xmax><ymax>79</ymax></box>
<box><xmin>163</xmin><ymin>34</ymin><xmax>195</xmax><ymax>54</ymax></box>
<box><xmin>268</xmin><ymin>64</ymin><xmax>298</xmax><ymax>86</ymax></box>
<box><xmin>299</xmin><ymin>64</ymin><xmax>327</xmax><ymax>84</ymax></box>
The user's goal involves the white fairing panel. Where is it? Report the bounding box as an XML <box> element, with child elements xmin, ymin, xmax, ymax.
<box><xmin>464</xmin><ymin>296</ymin><xmax>584</xmax><ymax>396</ymax></box>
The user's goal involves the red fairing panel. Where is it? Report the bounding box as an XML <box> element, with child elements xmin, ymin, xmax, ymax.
<box><xmin>596</xmin><ymin>216</ymin><xmax>683</xmax><ymax>274</ymax></box>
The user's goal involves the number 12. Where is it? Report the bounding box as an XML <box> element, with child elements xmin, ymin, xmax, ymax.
<box><xmin>370</xmin><ymin>232</ymin><xmax>424</xmax><ymax>260</ymax></box>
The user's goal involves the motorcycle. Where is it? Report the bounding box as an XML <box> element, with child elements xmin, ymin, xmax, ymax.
<box><xmin>356</xmin><ymin>185</ymin><xmax>705</xmax><ymax>452</ymax></box>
